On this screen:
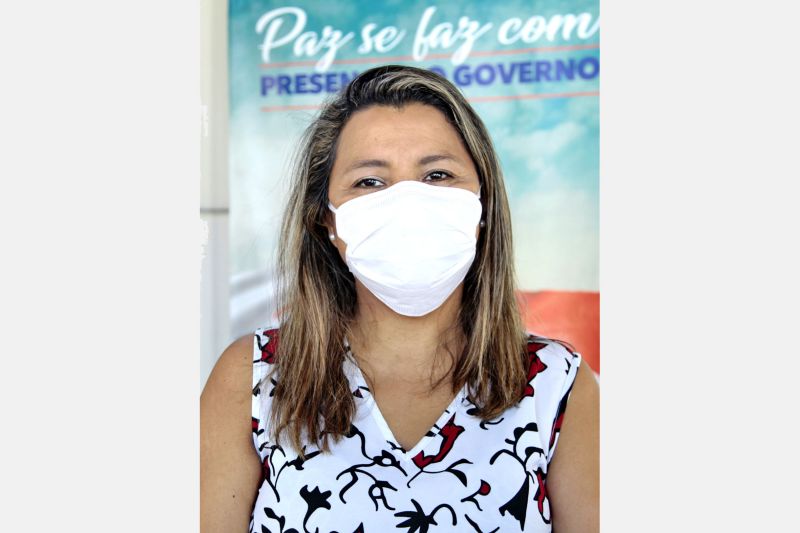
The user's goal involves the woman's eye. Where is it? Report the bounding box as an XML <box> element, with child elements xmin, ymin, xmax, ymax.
<box><xmin>354</xmin><ymin>177</ymin><xmax>384</xmax><ymax>188</ymax></box>
<box><xmin>424</xmin><ymin>170</ymin><xmax>454</xmax><ymax>182</ymax></box>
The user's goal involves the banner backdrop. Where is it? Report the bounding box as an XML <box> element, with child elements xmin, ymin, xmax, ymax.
<box><xmin>228</xmin><ymin>0</ymin><xmax>600</xmax><ymax>371</ymax></box>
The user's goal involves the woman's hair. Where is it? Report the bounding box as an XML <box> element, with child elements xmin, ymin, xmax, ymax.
<box><xmin>267</xmin><ymin>64</ymin><xmax>528</xmax><ymax>454</ymax></box>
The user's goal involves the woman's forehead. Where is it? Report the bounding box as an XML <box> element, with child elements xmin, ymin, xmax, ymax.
<box><xmin>333</xmin><ymin>104</ymin><xmax>470</xmax><ymax>168</ymax></box>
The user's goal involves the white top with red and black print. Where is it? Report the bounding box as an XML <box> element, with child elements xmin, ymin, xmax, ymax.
<box><xmin>249</xmin><ymin>326</ymin><xmax>581</xmax><ymax>533</ymax></box>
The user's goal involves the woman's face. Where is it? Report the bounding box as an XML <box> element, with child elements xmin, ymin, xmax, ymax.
<box><xmin>326</xmin><ymin>102</ymin><xmax>482</xmax><ymax>261</ymax></box>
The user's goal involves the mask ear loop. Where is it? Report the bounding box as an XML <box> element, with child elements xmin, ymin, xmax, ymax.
<box><xmin>327</xmin><ymin>201</ymin><xmax>338</xmax><ymax>241</ymax></box>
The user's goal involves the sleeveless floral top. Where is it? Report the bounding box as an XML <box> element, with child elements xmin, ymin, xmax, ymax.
<box><xmin>249</xmin><ymin>327</ymin><xmax>581</xmax><ymax>533</ymax></box>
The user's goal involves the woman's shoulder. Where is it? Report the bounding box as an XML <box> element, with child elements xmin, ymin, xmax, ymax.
<box><xmin>201</xmin><ymin>334</ymin><xmax>256</xmax><ymax>406</ymax></box>
<box><xmin>201</xmin><ymin>334</ymin><xmax>266</xmax><ymax>531</ymax></box>
<box><xmin>201</xmin><ymin>326</ymin><xmax>281</xmax><ymax>453</ymax></box>
<box><xmin>525</xmin><ymin>332</ymin><xmax>580</xmax><ymax>360</ymax></box>
<box><xmin>202</xmin><ymin>323</ymin><xmax>281</xmax><ymax>397</ymax></box>
<box><xmin>520</xmin><ymin>332</ymin><xmax>596</xmax><ymax>469</ymax></box>
<box><xmin>523</xmin><ymin>332</ymin><xmax>582</xmax><ymax>392</ymax></box>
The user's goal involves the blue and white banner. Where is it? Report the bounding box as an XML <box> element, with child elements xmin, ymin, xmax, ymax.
<box><xmin>228</xmin><ymin>1</ymin><xmax>599</xmax><ymax>368</ymax></box>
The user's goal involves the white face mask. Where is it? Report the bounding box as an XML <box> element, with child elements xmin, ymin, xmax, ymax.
<box><xmin>328</xmin><ymin>180</ymin><xmax>483</xmax><ymax>317</ymax></box>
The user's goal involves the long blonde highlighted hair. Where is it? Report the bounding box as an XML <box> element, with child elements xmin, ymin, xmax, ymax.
<box><xmin>266</xmin><ymin>65</ymin><xmax>528</xmax><ymax>454</ymax></box>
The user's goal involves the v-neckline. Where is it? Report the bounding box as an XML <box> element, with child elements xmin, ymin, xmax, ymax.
<box><xmin>343</xmin><ymin>341</ymin><xmax>467</xmax><ymax>462</ymax></box>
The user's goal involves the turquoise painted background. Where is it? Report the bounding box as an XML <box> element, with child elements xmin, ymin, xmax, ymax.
<box><xmin>229</xmin><ymin>0</ymin><xmax>599</xmax><ymax>295</ymax></box>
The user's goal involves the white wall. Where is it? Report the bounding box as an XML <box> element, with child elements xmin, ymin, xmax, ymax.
<box><xmin>200</xmin><ymin>0</ymin><xmax>230</xmax><ymax>390</ymax></box>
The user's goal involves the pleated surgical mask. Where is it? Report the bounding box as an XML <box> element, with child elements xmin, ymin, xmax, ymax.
<box><xmin>328</xmin><ymin>180</ymin><xmax>482</xmax><ymax>317</ymax></box>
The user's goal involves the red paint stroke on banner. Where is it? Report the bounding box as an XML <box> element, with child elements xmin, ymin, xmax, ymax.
<box><xmin>517</xmin><ymin>290</ymin><xmax>600</xmax><ymax>374</ymax></box>
<box><xmin>260</xmin><ymin>91</ymin><xmax>598</xmax><ymax>112</ymax></box>
<box><xmin>259</xmin><ymin>44</ymin><xmax>600</xmax><ymax>69</ymax></box>
<box><xmin>469</xmin><ymin>91</ymin><xmax>598</xmax><ymax>103</ymax></box>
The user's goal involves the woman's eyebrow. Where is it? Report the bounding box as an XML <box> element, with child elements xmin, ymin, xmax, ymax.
<box><xmin>344</xmin><ymin>153</ymin><xmax>461</xmax><ymax>173</ymax></box>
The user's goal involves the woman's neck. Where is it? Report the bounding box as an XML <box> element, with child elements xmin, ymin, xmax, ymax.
<box><xmin>348</xmin><ymin>281</ymin><xmax>465</xmax><ymax>386</ymax></box>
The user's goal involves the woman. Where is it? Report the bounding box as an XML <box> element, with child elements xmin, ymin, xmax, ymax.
<box><xmin>201</xmin><ymin>65</ymin><xmax>599</xmax><ymax>532</ymax></box>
